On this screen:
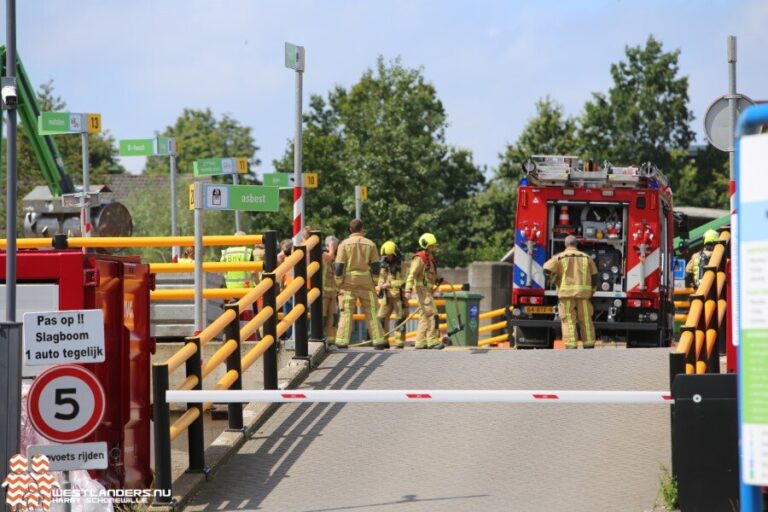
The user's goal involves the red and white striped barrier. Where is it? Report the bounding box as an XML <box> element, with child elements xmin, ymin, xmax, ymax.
<box><xmin>166</xmin><ymin>389</ymin><xmax>673</xmax><ymax>405</ymax></box>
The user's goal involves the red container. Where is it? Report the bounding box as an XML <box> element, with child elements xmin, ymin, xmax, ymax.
<box><xmin>0</xmin><ymin>250</ymin><xmax>153</xmax><ymax>490</ymax></box>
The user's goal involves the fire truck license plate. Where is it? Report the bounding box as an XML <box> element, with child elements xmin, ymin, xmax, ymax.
<box><xmin>523</xmin><ymin>306</ymin><xmax>554</xmax><ymax>314</ymax></box>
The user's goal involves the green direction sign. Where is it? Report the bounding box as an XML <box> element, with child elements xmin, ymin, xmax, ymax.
<box><xmin>284</xmin><ymin>42</ymin><xmax>305</xmax><ymax>71</ymax></box>
<box><xmin>157</xmin><ymin>136</ymin><xmax>176</xmax><ymax>156</ymax></box>
<box><xmin>119</xmin><ymin>139</ymin><xmax>155</xmax><ymax>156</ymax></box>
<box><xmin>203</xmin><ymin>184</ymin><xmax>278</xmax><ymax>212</ymax></box>
<box><xmin>38</xmin><ymin>112</ymin><xmax>83</xmax><ymax>135</ymax></box>
<box><xmin>119</xmin><ymin>137</ymin><xmax>177</xmax><ymax>157</ymax></box>
<box><xmin>194</xmin><ymin>157</ymin><xmax>248</xmax><ymax>177</ymax></box>
<box><xmin>263</xmin><ymin>172</ymin><xmax>293</xmax><ymax>188</ymax></box>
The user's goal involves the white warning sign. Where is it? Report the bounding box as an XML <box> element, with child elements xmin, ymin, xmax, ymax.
<box><xmin>23</xmin><ymin>310</ymin><xmax>105</xmax><ymax>365</ymax></box>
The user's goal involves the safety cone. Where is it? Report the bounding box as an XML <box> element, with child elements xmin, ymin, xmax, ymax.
<box><xmin>558</xmin><ymin>205</ymin><xmax>570</xmax><ymax>226</ymax></box>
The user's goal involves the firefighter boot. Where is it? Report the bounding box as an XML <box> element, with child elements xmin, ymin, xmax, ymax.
<box><xmin>394</xmin><ymin>316</ymin><xmax>407</xmax><ymax>348</ymax></box>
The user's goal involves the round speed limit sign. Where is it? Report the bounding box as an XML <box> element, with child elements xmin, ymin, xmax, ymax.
<box><xmin>27</xmin><ymin>364</ymin><xmax>105</xmax><ymax>443</ymax></box>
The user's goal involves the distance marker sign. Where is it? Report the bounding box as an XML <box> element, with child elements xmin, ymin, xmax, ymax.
<box><xmin>27</xmin><ymin>365</ymin><xmax>106</xmax><ymax>443</ymax></box>
<box><xmin>23</xmin><ymin>310</ymin><xmax>105</xmax><ymax>365</ymax></box>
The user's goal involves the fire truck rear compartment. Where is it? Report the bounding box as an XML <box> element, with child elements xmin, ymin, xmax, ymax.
<box><xmin>512</xmin><ymin>200</ymin><xmax>666</xmax><ymax>348</ymax></box>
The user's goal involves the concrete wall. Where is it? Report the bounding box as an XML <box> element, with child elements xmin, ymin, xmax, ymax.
<box><xmin>468</xmin><ymin>262</ymin><xmax>513</xmax><ymax>314</ymax></box>
<box><xmin>438</xmin><ymin>262</ymin><xmax>513</xmax><ymax>314</ymax></box>
<box><xmin>438</xmin><ymin>267</ymin><xmax>469</xmax><ymax>288</ymax></box>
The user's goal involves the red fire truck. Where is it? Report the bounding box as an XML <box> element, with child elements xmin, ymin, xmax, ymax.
<box><xmin>509</xmin><ymin>155</ymin><xmax>676</xmax><ymax>348</ymax></box>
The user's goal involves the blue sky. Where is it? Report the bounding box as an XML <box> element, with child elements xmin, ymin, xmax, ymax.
<box><xmin>3</xmin><ymin>0</ymin><xmax>766</xmax><ymax>176</ymax></box>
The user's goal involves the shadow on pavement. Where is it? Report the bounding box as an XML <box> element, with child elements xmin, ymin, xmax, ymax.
<box><xmin>187</xmin><ymin>350</ymin><xmax>393</xmax><ymax>511</ymax></box>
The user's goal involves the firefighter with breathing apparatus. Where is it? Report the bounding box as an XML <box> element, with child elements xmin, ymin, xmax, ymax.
<box><xmin>685</xmin><ymin>229</ymin><xmax>718</xmax><ymax>289</ymax></box>
<box><xmin>405</xmin><ymin>233</ymin><xmax>444</xmax><ymax>350</ymax></box>
<box><xmin>377</xmin><ymin>240</ymin><xmax>408</xmax><ymax>348</ymax></box>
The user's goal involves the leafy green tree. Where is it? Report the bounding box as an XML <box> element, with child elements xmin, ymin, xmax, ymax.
<box><xmin>274</xmin><ymin>57</ymin><xmax>485</xmax><ymax>266</ymax></box>
<box><xmin>498</xmin><ymin>96</ymin><xmax>577</xmax><ymax>181</ymax></box>
<box><xmin>468</xmin><ymin>97</ymin><xmax>577</xmax><ymax>261</ymax></box>
<box><xmin>144</xmin><ymin>108</ymin><xmax>260</xmax><ymax>181</ymax></box>
<box><xmin>0</xmin><ymin>81</ymin><xmax>123</xmax><ymax>236</ymax></box>
<box><xmin>577</xmin><ymin>35</ymin><xmax>695</xmax><ymax>172</ymax></box>
<box><xmin>672</xmin><ymin>145</ymin><xmax>729</xmax><ymax>208</ymax></box>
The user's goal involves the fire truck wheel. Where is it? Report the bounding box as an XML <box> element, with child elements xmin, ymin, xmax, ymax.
<box><xmin>513</xmin><ymin>326</ymin><xmax>553</xmax><ymax>349</ymax></box>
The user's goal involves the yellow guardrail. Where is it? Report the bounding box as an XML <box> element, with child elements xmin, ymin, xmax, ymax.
<box><xmin>676</xmin><ymin>230</ymin><xmax>729</xmax><ymax>374</ymax></box>
<box><xmin>0</xmin><ymin>234</ymin><xmax>265</xmax><ymax>250</ymax></box>
<box><xmin>164</xmin><ymin>233</ymin><xmax>321</xmax><ymax>445</ymax></box>
<box><xmin>150</xmin><ymin>261</ymin><xmax>265</xmax><ymax>273</ymax></box>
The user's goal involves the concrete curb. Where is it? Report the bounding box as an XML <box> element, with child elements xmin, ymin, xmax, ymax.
<box><xmin>150</xmin><ymin>341</ymin><xmax>328</xmax><ymax>511</ymax></box>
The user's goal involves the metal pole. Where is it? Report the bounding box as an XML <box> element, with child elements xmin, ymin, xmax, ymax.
<box><xmin>0</xmin><ymin>322</ymin><xmax>22</xmax><ymax>505</ymax></box>
<box><xmin>151</xmin><ymin>363</ymin><xmax>173</xmax><ymax>505</ymax></box>
<box><xmin>170</xmin><ymin>153</ymin><xmax>179</xmax><ymax>260</ymax></box>
<box><xmin>62</xmin><ymin>470</ymin><xmax>72</xmax><ymax>512</ymax></box>
<box><xmin>355</xmin><ymin>185</ymin><xmax>361</xmax><ymax>220</ymax></box>
<box><xmin>5</xmin><ymin>0</ymin><xmax>17</xmax><ymax>321</ymax></box>
<box><xmin>194</xmin><ymin>183</ymin><xmax>204</xmax><ymax>331</ymax></box>
<box><xmin>184</xmin><ymin>336</ymin><xmax>206</xmax><ymax>473</ymax></box>
<box><xmin>292</xmin><ymin>68</ymin><xmax>304</xmax><ymax>246</ymax></box>
<box><xmin>309</xmin><ymin>230</ymin><xmax>323</xmax><ymax>344</ymax></box>
<box><xmin>262</xmin><ymin>272</ymin><xmax>279</xmax><ymax>390</ymax></box>
<box><xmin>223</xmin><ymin>304</ymin><xmax>244</xmax><ymax>431</ymax></box>
<box><xmin>293</xmin><ymin>245</ymin><xmax>309</xmax><ymax>360</ymax></box>
<box><xmin>80</xmin><ymin>132</ymin><xmax>91</xmax><ymax>240</ymax></box>
<box><xmin>232</xmin><ymin>173</ymin><xmax>242</xmax><ymax>233</ymax></box>
<box><xmin>727</xmin><ymin>36</ymin><xmax>737</xmax><ymax>188</ymax></box>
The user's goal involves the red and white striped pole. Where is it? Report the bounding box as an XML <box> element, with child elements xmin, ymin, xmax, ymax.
<box><xmin>290</xmin><ymin>44</ymin><xmax>306</xmax><ymax>247</ymax></box>
<box><xmin>167</xmin><ymin>389</ymin><xmax>674</xmax><ymax>405</ymax></box>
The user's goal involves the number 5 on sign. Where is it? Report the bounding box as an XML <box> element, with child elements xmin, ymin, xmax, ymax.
<box><xmin>86</xmin><ymin>113</ymin><xmax>102</xmax><ymax>133</ymax></box>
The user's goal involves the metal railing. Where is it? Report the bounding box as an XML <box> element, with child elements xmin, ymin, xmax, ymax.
<box><xmin>673</xmin><ymin>229</ymin><xmax>730</xmax><ymax>375</ymax></box>
<box><xmin>0</xmin><ymin>233</ymin><xmax>264</xmax><ymax>250</ymax></box>
<box><xmin>478</xmin><ymin>307</ymin><xmax>511</xmax><ymax>347</ymax></box>
<box><xmin>151</xmin><ymin>230</ymin><xmax>323</xmax><ymax>505</ymax></box>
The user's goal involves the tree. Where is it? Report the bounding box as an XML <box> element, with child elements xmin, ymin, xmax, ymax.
<box><xmin>671</xmin><ymin>145</ymin><xmax>729</xmax><ymax>209</ymax></box>
<box><xmin>144</xmin><ymin>108</ymin><xmax>260</xmax><ymax>179</ymax></box>
<box><xmin>498</xmin><ymin>96</ymin><xmax>577</xmax><ymax>181</ymax></box>
<box><xmin>468</xmin><ymin>97</ymin><xmax>577</xmax><ymax>261</ymax></box>
<box><xmin>274</xmin><ymin>57</ymin><xmax>485</xmax><ymax>266</ymax></box>
<box><xmin>577</xmin><ymin>36</ymin><xmax>695</xmax><ymax>172</ymax></box>
<box><xmin>1</xmin><ymin>81</ymin><xmax>124</xmax><ymax>236</ymax></box>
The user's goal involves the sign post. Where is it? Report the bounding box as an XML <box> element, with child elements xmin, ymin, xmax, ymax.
<box><xmin>193</xmin><ymin>157</ymin><xmax>249</xmax><ymax>234</ymax></box>
<box><xmin>119</xmin><ymin>137</ymin><xmax>179</xmax><ymax>258</ymax></box>
<box><xmin>354</xmin><ymin>185</ymin><xmax>367</xmax><ymax>220</ymax></box>
<box><xmin>38</xmin><ymin>112</ymin><xmax>102</xmax><ymax>243</ymax></box>
<box><xmin>285</xmin><ymin>42</ymin><xmax>306</xmax><ymax>246</ymax></box>
<box><xmin>735</xmin><ymin>104</ymin><xmax>768</xmax><ymax>511</ymax></box>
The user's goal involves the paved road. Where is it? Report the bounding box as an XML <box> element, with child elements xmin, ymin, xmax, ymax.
<box><xmin>186</xmin><ymin>348</ymin><xmax>671</xmax><ymax>512</ymax></box>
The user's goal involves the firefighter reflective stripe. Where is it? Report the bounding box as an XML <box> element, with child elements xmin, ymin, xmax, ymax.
<box><xmin>580</xmin><ymin>299</ymin><xmax>595</xmax><ymax>345</ymax></box>
<box><xmin>626</xmin><ymin>247</ymin><xmax>660</xmax><ymax>291</ymax></box>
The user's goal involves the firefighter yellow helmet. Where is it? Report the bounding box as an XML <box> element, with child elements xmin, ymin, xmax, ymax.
<box><xmin>418</xmin><ymin>233</ymin><xmax>438</xmax><ymax>249</ymax></box>
<box><xmin>380</xmin><ymin>240</ymin><xmax>397</xmax><ymax>256</ymax></box>
<box><xmin>703</xmin><ymin>229</ymin><xmax>719</xmax><ymax>244</ymax></box>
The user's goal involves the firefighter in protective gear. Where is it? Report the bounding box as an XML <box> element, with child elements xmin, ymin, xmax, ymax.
<box><xmin>685</xmin><ymin>229</ymin><xmax>718</xmax><ymax>289</ymax></box>
<box><xmin>543</xmin><ymin>235</ymin><xmax>598</xmax><ymax>349</ymax></box>
<box><xmin>220</xmin><ymin>231</ymin><xmax>255</xmax><ymax>289</ymax></box>
<box><xmin>334</xmin><ymin>219</ymin><xmax>387</xmax><ymax>349</ymax></box>
<box><xmin>377</xmin><ymin>240</ymin><xmax>408</xmax><ymax>348</ymax></box>
<box><xmin>322</xmin><ymin>235</ymin><xmax>340</xmax><ymax>342</ymax></box>
<box><xmin>405</xmin><ymin>233</ymin><xmax>444</xmax><ymax>349</ymax></box>
<box><xmin>178</xmin><ymin>246</ymin><xmax>194</xmax><ymax>264</ymax></box>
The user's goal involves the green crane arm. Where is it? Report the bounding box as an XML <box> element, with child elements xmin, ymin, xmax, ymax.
<box><xmin>0</xmin><ymin>46</ymin><xmax>74</xmax><ymax>196</ymax></box>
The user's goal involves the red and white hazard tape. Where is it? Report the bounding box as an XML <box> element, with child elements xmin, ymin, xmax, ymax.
<box><xmin>166</xmin><ymin>389</ymin><xmax>673</xmax><ymax>405</ymax></box>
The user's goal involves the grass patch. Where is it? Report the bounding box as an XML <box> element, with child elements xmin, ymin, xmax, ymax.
<box><xmin>659</xmin><ymin>465</ymin><xmax>679</xmax><ymax>510</ymax></box>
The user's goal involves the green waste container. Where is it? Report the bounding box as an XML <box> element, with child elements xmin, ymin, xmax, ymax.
<box><xmin>444</xmin><ymin>291</ymin><xmax>484</xmax><ymax>346</ymax></box>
